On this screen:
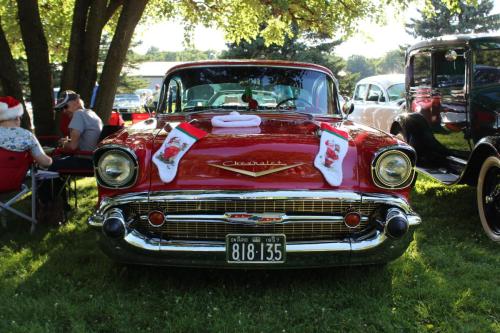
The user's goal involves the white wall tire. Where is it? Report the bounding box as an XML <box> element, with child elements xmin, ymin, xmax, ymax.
<box><xmin>477</xmin><ymin>156</ymin><xmax>500</xmax><ymax>242</ymax></box>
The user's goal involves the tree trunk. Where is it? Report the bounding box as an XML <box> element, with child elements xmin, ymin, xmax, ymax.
<box><xmin>95</xmin><ymin>0</ymin><xmax>148</xmax><ymax>122</ymax></box>
<box><xmin>62</xmin><ymin>0</ymin><xmax>123</xmax><ymax>106</ymax></box>
<box><xmin>60</xmin><ymin>0</ymin><xmax>91</xmax><ymax>92</ymax></box>
<box><xmin>16</xmin><ymin>0</ymin><xmax>54</xmax><ymax>136</ymax></box>
<box><xmin>0</xmin><ymin>16</ymin><xmax>31</xmax><ymax>129</ymax></box>
<box><xmin>77</xmin><ymin>0</ymin><xmax>110</xmax><ymax>104</ymax></box>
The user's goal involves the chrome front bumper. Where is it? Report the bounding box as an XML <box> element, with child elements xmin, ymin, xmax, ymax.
<box><xmin>89</xmin><ymin>190</ymin><xmax>421</xmax><ymax>268</ymax></box>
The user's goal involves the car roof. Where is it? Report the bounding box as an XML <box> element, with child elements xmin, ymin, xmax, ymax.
<box><xmin>165</xmin><ymin>59</ymin><xmax>335</xmax><ymax>78</ymax></box>
<box><xmin>115</xmin><ymin>93</ymin><xmax>139</xmax><ymax>98</ymax></box>
<box><xmin>356</xmin><ymin>74</ymin><xmax>405</xmax><ymax>89</ymax></box>
<box><xmin>407</xmin><ymin>33</ymin><xmax>500</xmax><ymax>53</ymax></box>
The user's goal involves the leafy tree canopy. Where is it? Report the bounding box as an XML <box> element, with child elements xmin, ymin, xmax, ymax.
<box><xmin>0</xmin><ymin>0</ymin><xmax>125</xmax><ymax>63</ymax></box>
<box><xmin>0</xmin><ymin>0</ymin><xmax>73</xmax><ymax>61</ymax></box>
<box><xmin>407</xmin><ymin>0</ymin><xmax>500</xmax><ymax>38</ymax></box>
<box><xmin>0</xmin><ymin>0</ymin><xmax>483</xmax><ymax>62</ymax></box>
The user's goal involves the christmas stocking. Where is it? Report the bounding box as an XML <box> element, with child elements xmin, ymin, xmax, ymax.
<box><xmin>153</xmin><ymin>122</ymin><xmax>208</xmax><ymax>183</ymax></box>
<box><xmin>314</xmin><ymin>122</ymin><xmax>349</xmax><ymax>186</ymax></box>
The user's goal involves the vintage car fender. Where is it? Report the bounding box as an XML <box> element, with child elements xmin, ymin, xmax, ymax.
<box><xmin>460</xmin><ymin>136</ymin><xmax>500</xmax><ymax>186</ymax></box>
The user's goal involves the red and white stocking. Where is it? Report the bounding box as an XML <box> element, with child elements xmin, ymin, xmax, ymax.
<box><xmin>153</xmin><ymin>122</ymin><xmax>208</xmax><ymax>183</ymax></box>
<box><xmin>314</xmin><ymin>122</ymin><xmax>349</xmax><ymax>186</ymax></box>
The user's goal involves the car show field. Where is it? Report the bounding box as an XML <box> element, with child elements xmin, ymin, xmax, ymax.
<box><xmin>0</xmin><ymin>176</ymin><xmax>498</xmax><ymax>332</ymax></box>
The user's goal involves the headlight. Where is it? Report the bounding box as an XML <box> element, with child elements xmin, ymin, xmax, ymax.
<box><xmin>372</xmin><ymin>149</ymin><xmax>414</xmax><ymax>189</ymax></box>
<box><xmin>96</xmin><ymin>149</ymin><xmax>137</xmax><ymax>188</ymax></box>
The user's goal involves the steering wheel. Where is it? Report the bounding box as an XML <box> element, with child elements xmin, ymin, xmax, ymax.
<box><xmin>276</xmin><ymin>97</ymin><xmax>313</xmax><ymax>108</ymax></box>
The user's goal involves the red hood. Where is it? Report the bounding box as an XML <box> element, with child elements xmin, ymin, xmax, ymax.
<box><xmin>97</xmin><ymin>114</ymin><xmax>409</xmax><ymax>199</ymax></box>
<box><xmin>146</xmin><ymin>114</ymin><xmax>398</xmax><ymax>193</ymax></box>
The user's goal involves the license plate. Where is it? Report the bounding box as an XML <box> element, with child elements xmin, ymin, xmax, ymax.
<box><xmin>226</xmin><ymin>234</ymin><xmax>286</xmax><ymax>264</ymax></box>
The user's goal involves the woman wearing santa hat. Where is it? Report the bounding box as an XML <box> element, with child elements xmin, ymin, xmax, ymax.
<box><xmin>0</xmin><ymin>96</ymin><xmax>52</xmax><ymax>167</ymax></box>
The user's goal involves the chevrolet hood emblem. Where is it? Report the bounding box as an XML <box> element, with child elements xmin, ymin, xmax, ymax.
<box><xmin>208</xmin><ymin>162</ymin><xmax>304</xmax><ymax>177</ymax></box>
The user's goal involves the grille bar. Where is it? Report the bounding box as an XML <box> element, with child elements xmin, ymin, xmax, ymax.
<box><xmin>134</xmin><ymin>220</ymin><xmax>370</xmax><ymax>241</ymax></box>
<box><xmin>127</xmin><ymin>200</ymin><xmax>377</xmax><ymax>215</ymax></box>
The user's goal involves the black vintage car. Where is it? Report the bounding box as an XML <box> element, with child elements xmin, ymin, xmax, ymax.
<box><xmin>391</xmin><ymin>34</ymin><xmax>500</xmax><ymax>242</ymax></box>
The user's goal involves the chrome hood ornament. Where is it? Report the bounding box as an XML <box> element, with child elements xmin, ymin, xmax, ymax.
<box><xmin>208</xmin><ymin>161</ymin><xmax>304</xmax><ymax>177</ymax></box>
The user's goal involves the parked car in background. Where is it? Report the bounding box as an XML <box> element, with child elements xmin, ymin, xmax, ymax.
<box><xmin>88</xmin><ymin>60</ymin><xmax>421</xmax><ymax>268</ymax></box>
<box><xmin>134</xmin><ymin>88</ymin><xmax>153</xmax><ymax>106</ymax></box>
<box><xmin>112</xmin><ymin>93</ymin><xmax>144</xmax><ymax>121</ymax></box>
<box><xmin>391</xmin><ymin>34</ymin><xmax>500</xmax><ymax>241</ymax></box>
<box><xmin>349</xmin><ymin>74</ymin><xmax>405</xmax><ymax>133</ymax></box>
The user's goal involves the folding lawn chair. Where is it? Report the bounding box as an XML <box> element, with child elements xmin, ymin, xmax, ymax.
<box><xmin>50</xmin><ymin>124</ymin><xmax>124</xmax><ymax>209</ymax></box>
<box><xmin>0</xmin><ymin>148</ymin><xmax>37</xmax><ymax>233</ymax></box>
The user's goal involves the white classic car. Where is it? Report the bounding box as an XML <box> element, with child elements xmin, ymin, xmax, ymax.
<box><xmin>349</xmin><ymin>74</ymin><xmax>405</xmax><ymax>133</ymax></box>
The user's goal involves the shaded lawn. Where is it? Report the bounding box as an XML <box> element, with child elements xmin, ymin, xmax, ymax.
<box><xmin>0</xmin><ymin>176</ymin><xmax>498</xmax><ymax>332</ymax></box>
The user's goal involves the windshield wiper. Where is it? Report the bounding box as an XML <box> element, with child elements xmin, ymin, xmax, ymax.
<box><xmin>272</xmin><ymin>110</ymin><xmax>316</xmax><ymax>120</ymax></box>
<box><xmin>274</xmin><ymin>110</ymin><xmax>343</xmax><ymax>120</ymax></box>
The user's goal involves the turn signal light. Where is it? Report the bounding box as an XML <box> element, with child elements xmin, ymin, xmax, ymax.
<box><xmin>148</xmin><ymin>211</ymin><xmax>165</xmax><ymax>227</ymax></box>
<box><xmin>344</xmin><ymin>212</ymin><xmax>361</xmax><ymax>228</ymax></box>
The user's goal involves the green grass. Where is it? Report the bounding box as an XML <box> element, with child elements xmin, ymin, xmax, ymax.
<box><xmin>0</xmin><ymin>177</ymin><xmax>498</xmax><ymax>332</ymax></box>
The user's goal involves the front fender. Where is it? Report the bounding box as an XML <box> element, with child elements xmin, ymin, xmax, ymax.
<box><xmin>460</xmin><ymin>136</ymin><xmax>500</xmax><ymax>186</ymax></box>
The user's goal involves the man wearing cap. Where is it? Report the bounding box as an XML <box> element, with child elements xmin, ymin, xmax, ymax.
<box><xmin>40</xmin><ymin>91</ymin><xmax>102</xmax><ymax>210</ymax></box>
<box><xmin>54</xmin><ymin>90</ymin><xmax>103</xmax><ymax>155</ymax></box>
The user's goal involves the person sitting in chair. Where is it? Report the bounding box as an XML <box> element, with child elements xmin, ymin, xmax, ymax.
<box><xmin>0</xmin><ymin>96</ymin><xmax>52</xmax><ymax>167</ymax></box>
<box><xmin>54</xmin><ymin>90</ymin><xmax>103</xmax><ymax>160</ymax></box>
<box><xmin>40</xmin><ymin>90</ymin><xmax>103</xmax><ymax>211</ymax></box>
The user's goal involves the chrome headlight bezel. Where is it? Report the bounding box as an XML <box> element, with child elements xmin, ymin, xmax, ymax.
<box><xmin>371</xmin><ymin>147</ymin><xmax>416</xmax><ymax>189</ymax></box>
<box><xmin>94</xmin><ymin>146</ymin><xmax>138</xmax><ymax>189</ymax></box>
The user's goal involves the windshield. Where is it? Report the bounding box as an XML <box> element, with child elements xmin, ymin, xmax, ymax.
<box><xmin>386</xmin><ymin>83</ymin><xmax>405</xmax><ymax>101</ymax></box>
<box><xmin>474</xmin><ymin>49</ymin><xmax>500</xmax><ymax>87</ymax></box>
<box><xmin>159</xmin><ymin>66</ymin><xmax>338</xmax><ymax>115</ymax></box>
<box><xmin>113</xmin><ymin>94</ymin><xmax>141</xmax><ymax>106</ymax></box>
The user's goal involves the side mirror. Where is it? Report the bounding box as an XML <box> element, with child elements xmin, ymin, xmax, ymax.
<box><xmin>343</xmin><ymin>101</ymin><xmax>354</xmax><ymax>115</ymax></box>
<box><xmin>348</xmin><ymin>103</ymin><xmax>354</xmax><ymax>114</ymax></box>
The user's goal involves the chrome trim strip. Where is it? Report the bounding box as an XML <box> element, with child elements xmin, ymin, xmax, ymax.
<box><xmin>166</xmin><ymin>63</ymin><xmax>334</xmax><ymax>80</ymax></box>
<box><xmin>144</xmin><ymin>214</ymin><xmax>368</xmax><ymax>223</ymax></box>
<box><xmin>407</xmin><ymin>214</ymin><xmax>422</xmax><ymax>226</ymax></box>
<box><xmin>118</xmin><ymin>228</ymin><xmax>404</xmax><ymax>254</ymax></box>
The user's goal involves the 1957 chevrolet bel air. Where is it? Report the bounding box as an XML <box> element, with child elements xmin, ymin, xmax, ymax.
<box><xmin>88</xmin><ymin>60</ymin><xmax>421</xmax><ymax>268</ymax></box>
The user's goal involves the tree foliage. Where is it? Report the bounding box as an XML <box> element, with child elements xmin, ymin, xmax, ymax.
<box><xmin>136</xmin><ymin>47</ymin><xmax>217</xmax><ymax>62</ymax></box>
<box><xmin>0</xmin><ymin>0</ymin><xmax>489</xmax><ymax>134</ymax></box>
<box><xmin>373</xmin><ymin>48</ymin><xmax>405</xmax><ymax>75</ymax></box>
<box><xmin>406</xmin><ymin>0</ymin><xmax>500</xmax><ymax>38</ymax></box>
<box><xmin>220</xmin><ymin>25</ymin><xmax>359</xmax><ymax>95</ymax></box>
<box><xmin>346</xmin><ymin>55</ymin><xmax>376</xmax><ymax>80</ymax></box>
<box><xmin>0</xmin><ymin>0</ymin><xmax>73</xmax><ymax>62</ymax></box>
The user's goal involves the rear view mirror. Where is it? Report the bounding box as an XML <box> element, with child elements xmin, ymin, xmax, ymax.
<box><xmin>445</xmin><ymin>49</ymin><xmax>458</xmax><ymax>61</ymax></box>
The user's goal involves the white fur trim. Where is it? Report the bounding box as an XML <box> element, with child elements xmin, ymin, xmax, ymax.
<box><xmin>211</xmin><ymin>111</ymin><xmax>261</xmax><ymax>127</ymax></box>
<box><xmin>0</xmin><ymin>102</ymin><xmax>23</xmax><ymax>121</ymax></box>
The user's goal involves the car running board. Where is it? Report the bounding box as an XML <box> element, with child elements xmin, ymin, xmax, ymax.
<box><xmin>416</xmin><ymin>166</ymin><xmax>460</xmax><ymax>185</ymax></box>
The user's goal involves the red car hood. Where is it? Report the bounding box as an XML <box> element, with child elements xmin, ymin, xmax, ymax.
<box><xmin>146</xmin><ymin>114</ymin><xmax>396</xmax><ymax>192</ymax></box>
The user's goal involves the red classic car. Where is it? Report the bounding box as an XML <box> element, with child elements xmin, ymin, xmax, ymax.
<box><xmin>88</xmin><ymin>60</ymin><xmax>421</xmax><ymax>268</ymax></box>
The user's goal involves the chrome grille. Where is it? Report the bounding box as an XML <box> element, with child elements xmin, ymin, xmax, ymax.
<box><xmin>127</xmin><ymin>200</ymin><xmax>378</xmax><ymax>216</ymax></box>
<box><xmin>125</xmin><ymin>199</ymin><xmax>379</xmax><ymax>241</ymax></box>
<box><xmin>134</xmin><ymin>220</ymin><xmax>370</xmax><ymax>241</ymax></box>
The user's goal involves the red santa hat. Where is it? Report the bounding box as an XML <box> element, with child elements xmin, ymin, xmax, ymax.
<box><xmin>0</xmin><ymin>96</ymin><xmax>23</xmax><ymax>121</ymax></box>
